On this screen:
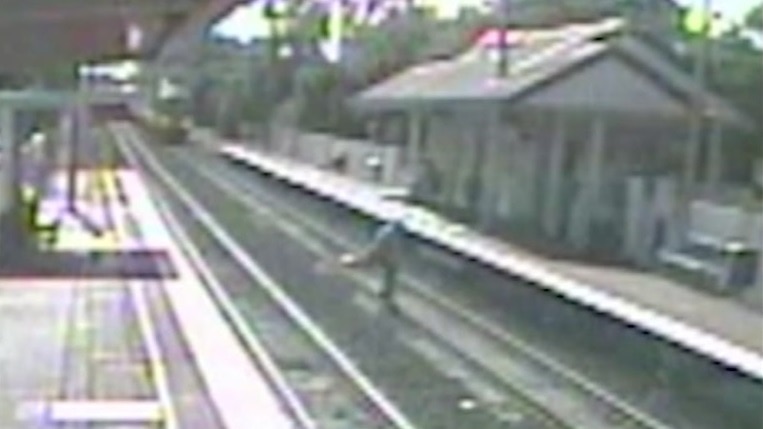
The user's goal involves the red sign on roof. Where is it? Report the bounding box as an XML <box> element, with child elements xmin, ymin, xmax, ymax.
<box><xmin>472</xmin><ymin>28</ymin><xmax>526</xmax><ymax>48</ymax></box>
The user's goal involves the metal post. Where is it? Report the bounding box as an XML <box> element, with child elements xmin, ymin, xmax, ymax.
<box><xmin>0</xmin><ymin>104</ymin><xmax>29</xmax><ymax>259</ymax></box>
<box><xmin>573</xmin><ymin>114</ymin><xmax>606</xmax><ymax>250</ymax></box>
<box><xmin>683</xmin><ymin>0</ymin><xmax>711</xmax><ymax>205</ymax></box>
<box><xmin>68</xmin><ymin>72</ymin><xmax>94</xmax><ymax>212</ymax></box>
<box><xmin>407</xmin><ymin>110</ymin><xmax>422</xmax><ymax>177</ymax></box>
<box><xmin>588</xmin><ymin>115</ymin><xmax>606</xmax><ymax>235</ymax></box>
<box><xmin>66</xmin><ymin>100</ymin><xmax>81</xmax><ymax>211</ymax></box>
<box><xmin>478</xmin><ymin>104</ymin><xmax>503</xmax><ymax>228</ymax></box>
<box><xmin>0</xmin><ymin>106</ymin><xmax>17</xmax><ymax>213</ymax></box>
<box><xmin>264</xmin><ymin>0</ymin><xmax>283</xmax><ymax>150</ymax></box>
<box><xmin>58</xmin><ymin>109</ymin><xmax>72</xmax><ymax>192</ymax></box>
<box><xmin>543</xmin><ymin>112</ymin><xmax>566</xmax><ymax>238</ymax></box>
<box><xmin>496</xmin><ymin>0</ymin><xmax>510</xmax><ymax>77</ymax></box>
<box><xmin>467</xmin><ymin>108</ymin><xmax>488</xmax><ymax>226</ymax></box>
<box><xmin>705</xmin><ymin>121</ymin><xmax>723</xmax><ymax>189</ymax></box>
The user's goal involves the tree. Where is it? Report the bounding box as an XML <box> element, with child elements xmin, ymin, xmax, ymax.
<box><xmin>744</xmin><ymin>5</ymin><xmax>762</xmax><ymax>31</ymax></box>
<box><xmin>712</xmin><ymin>29</ymin><xmax>763</xmax><ymax>178</ymax></box>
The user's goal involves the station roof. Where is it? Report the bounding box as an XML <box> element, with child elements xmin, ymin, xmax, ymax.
<box><xmin>354</xmin><ymin>18</ymin><xmax>748</xmax><ymax>127</ymax></box>
<box><xmin>0</xmin><ymin>0</ymin><xmax>242</xmax><ymax>72</ymax></box>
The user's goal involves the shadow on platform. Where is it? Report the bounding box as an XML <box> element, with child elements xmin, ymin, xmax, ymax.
<box><xmin>0</xmin><ymin>249</ymin><xmax>177</xmax><ymax>279</ymax></box>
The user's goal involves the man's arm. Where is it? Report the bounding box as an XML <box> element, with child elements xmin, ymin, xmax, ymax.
<box><xmin>339</xmin><ymin>224</ymin><xmax>394</xmax><ymax>267</ymax></box>
<box><xmin>340</xmin><ymin>241</ymin><xmax>382</xmax><ymax>268</ymax></box>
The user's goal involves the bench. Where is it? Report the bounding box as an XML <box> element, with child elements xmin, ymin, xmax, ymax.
<box><xmin>659</xmin><ymin>201</ymin><xmax>761</xmax><ymax>294</ymax></box>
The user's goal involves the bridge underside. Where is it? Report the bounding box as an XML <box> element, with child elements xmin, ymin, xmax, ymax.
<box><xmin>0</xmin><ymin>0</ymin><xmax>242</xmax><ymax>73</ymax></box>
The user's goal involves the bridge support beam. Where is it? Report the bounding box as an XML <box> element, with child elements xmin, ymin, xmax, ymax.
<box><xmin>0</xmin><ymin>104</ymin><xmax>34</xmax><ymax>265</ymax></box>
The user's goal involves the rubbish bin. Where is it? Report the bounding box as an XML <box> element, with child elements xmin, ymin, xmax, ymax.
<box><xmin>724</xmin><ymin>246</ymin><xmax>759</xmax><ymax>292</ymax></box>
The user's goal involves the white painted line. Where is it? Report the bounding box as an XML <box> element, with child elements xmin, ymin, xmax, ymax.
<box><xmin>47</xmin><ymin>400</ymin><xmax>162</xmax><ymax>423</ymax></box>
<box><xmin>147</xmin><ymin>163</ymin><xmax>319</xmax><ymax>429</ymax></box>
<box><xmin>221</xmin><ymin>144</ymin><xmax>763</xmax><ymax>381</ymax></box>
<box><xmin>128</xmin><ymin>281</ymin><xmax>178</xmax><ymax>429</ymax></box>
<box><xmin>117</xmin><ymin>123</ymin><xmax>417</xmax><ymax>429</ymax></box>
<box><xmin>112</xmin><ymin>125</ymin><xmax>297</xmax><ymax>429</ymax></box>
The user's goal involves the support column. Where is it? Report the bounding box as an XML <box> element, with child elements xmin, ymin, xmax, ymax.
<box><xmin>543</xmin><ymin>112</ymin><xmax>567</xmax><ymax>238</ymax></box>
<box><xmin>503</xmin><ymin>126</ymin><xmax>522</xmax><ymax>222</ymax></box>
<box><xmin>0</xmin><ymin>106</ymin><xmax>17</xmax><ymax>212</ymax></box>
<box><xmin>0</xmin><ymin>105</ymin><xmax>30</xmax><ymax>261</ymax></box>
<box><xmin>466</xmin><ymin>109</ymin><xmax>487</xmax><ymax>219</ymax></box>
<box><xmin>456</xmin><ymin>116</ymin><xmax>474</xmax><ymax>210</ymax></box>
<box><xmin>571</xmin><ymin>114</ymin><xmax>606</xmax><ymax>250</ymax></box>
<box><xmin>705</xmin><ymin>120</ymin><xmax>723</xmax><ymax>190</ymax></box>
<box><xmin>58</xmin><ymin>108</ymin><xmax>73</xmax><ymax>185</ymax></box>
<box><xmin>406</xmin><ymin>109</ymin><xmax>423</xmax><ymax>179</ymax></box>
<box><xmin>66</xmin><ymin>102</ymin><xmax>82</xmax><ymax>210</ymax></box>
<box><xmin>681</xmin><ymin>114</ymin><xmax>701</xmax><ymax>220</ymax></box>
<box><xmin>477</xmin><ymin>104</ymin><xmax>501</xmax><ymax>228</ymax></box>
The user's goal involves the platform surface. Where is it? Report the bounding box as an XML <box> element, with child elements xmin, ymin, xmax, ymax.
<box><xmin>0</xmin><ymin>279</ymin><xmax>157</xmax><ymax>428</ymax></box>
<box><xmin>1</xmin><ymin>158</ymin><xmax>294</xmax><ymax>428</ymax></box>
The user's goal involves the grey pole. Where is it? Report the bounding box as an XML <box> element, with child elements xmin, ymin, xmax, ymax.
<box><xmin>678</xmin><ymin>0</ymin><xmax>712</xmax><ymax>242</ymax></box>
<box><xmin>66</xmin><ymin>102</ymin><xmax>80</xmax><ymax>211</ymax></box>
<box><xmin>66</xmin><ymin>71</ymin><xmax>88</xmax><ymax>211</ymax></box>
<box><xmin>496</xmin><ymin>0</ymin><xmax>510</xmax><ymax>77</ymax></box>
<box><xmin>0</xmin><ymin>104</ymin><xmax>28</xmax><ymax>259</ymax></box>
<box><xmin>0</xmin><ymin>106</ymin><xmax>16</xmax><ymax>213</ymax></box>
<box><xmin>685</xmin><ymin>0</ymin><xmax>712</xmax><ymax>196</ymax></box>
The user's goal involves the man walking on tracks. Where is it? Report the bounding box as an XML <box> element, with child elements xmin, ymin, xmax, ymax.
<box><xmin>338</xmin><ymin>207</ymin><xmax>407</xmax><ymax>310</ymax></box>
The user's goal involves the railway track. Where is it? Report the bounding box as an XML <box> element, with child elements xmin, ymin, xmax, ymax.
<box><xmin>111</xmin><ymin>121</ymin><xmax>677</xmax><ymax>429</ymax></box>
<box><xmin>169</xmin><ymin>144</ymin><xmax>678</xmax><ymax>429</ymax></box>
<box><xmin>111</xmin><ymin>122</ymin><xmax>420</xmax><ymax>429</ymax></box>
<box><xmin>115</xmin><ymin>122</ymin><xmax>573</xmax><ymax>429</ymax></box>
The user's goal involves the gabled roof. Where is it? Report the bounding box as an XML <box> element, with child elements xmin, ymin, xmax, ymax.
<box><xmin>353</xmin><ymin>18</ymin><xmax>747</xmax><ymax>127</ymax></box>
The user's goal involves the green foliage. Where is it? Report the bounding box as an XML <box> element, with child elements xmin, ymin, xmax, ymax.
<box><xmin>709</xmin><ymin>28</ymin><xmax>763</xmax><ymax>176</ymax></box>
<box><xmin>744</xmin><ymin>5</ymin><xmax>762</xmax><ymax>30</ymax></box>
<box><xmin>191</xmin><ymin>0</ymin><xmax>761</xmax><ymax>164</ymax></box>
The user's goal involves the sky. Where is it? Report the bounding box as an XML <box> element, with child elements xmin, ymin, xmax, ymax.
<box><xmin>213</xmin><ymin>0</ymin><xmax>761</xmax><ymax>43</ymax></box>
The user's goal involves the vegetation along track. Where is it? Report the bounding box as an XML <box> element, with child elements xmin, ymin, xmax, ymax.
<box><xmin>161</xmin><ymin>138</ymin><xmax>675</xmax><ymax>429</ymax></box>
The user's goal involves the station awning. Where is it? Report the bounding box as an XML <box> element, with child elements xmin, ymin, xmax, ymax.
<box><xmin>0</xmin><ymin>0</ymin><xmax>242</xmax><ymax>72</ymax></box>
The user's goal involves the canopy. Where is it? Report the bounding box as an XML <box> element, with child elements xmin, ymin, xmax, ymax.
<box><xmin>0</xmin><ymin>0</ymin><xmax>243</xmax><ymax>73</ymax></box>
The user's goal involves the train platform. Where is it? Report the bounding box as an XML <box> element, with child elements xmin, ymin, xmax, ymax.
<box><xmin>0</xmin><ymin>165</ymin><xmax>297</xmax><ymax>428</ymax></box>
<box><xmin>218</xmin><ymin>142</ymin><xmax>763</xmax><ymax>381</ymax></box>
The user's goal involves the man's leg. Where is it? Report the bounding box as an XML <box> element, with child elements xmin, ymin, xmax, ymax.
<box><xmin>380</xmin><ymin>264</ymin><xmax>398</xmax><ymax>307</ymax></box>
